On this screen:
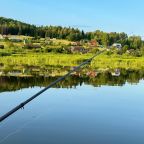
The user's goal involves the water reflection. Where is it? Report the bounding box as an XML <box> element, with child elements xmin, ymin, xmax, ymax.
<box><xmin>0</xmin><ymin>68</ymin><xmax>144</xmax><ymax>92</ymax></box>
<box><xmin>1</xmin><ymin>68</ymin><xmax>144</xmax><ymax>144</ymax></box>
<box><xmin>111</xmin><ymin>69</ymin><xmax>121</xmax><ymax>77</ymax></box>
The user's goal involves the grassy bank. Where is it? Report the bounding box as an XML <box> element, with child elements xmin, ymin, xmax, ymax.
<box><xmin>91</xmin><ymin>55</ymin><xmax>144</xmax><ymax>69</ymax></box>
<box><xmin>0</xmin><ymin>53</ymin><xmax>144</xmax><ymax>70</ymax></box>
<box><xmin>0</xmin><ymin>53</ymin><xmax>90</xmax><ymax>67</ymax></box>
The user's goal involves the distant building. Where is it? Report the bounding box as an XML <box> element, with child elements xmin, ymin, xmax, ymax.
<box><xmin>86</xmin><ymin>71</ymin><xmax>98</xmax><ymax>78</ymax></box>
<box><xmin>112</xmin><ymin>43</ymin><xmax>122</xmax><ymax>49</ymax></box>
<box><xmin>9</xmin><ymin>38</ymin><xmax>22</xmax><ymax>42</ymax></box>
<box><xmin>70</xmin><ymin>46</ymin><xmax>87</xmax><ymax>54</ymax></box>
<box><xmin>23</xmin><ymin>44</ymin><xmax>41</xmax><ymax>49</ymax></box>
<box><xmin>88</xmin><ymin>40</ymin><xmax>98</xmax><ymax>47</ymax></box>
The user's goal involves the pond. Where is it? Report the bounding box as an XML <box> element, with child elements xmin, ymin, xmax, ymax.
<box><xmin>0</xmin><ymin>69</ymin><xmax>144</xmax><ymax>144</ymax></box>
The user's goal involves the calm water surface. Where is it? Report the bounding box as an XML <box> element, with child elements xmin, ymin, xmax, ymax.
<box><xmin>0</xmin><ymin>76</ymin><xmax>144</xmax><ymax>144</ymax></box>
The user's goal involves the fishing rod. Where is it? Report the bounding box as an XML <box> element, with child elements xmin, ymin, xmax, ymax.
<box><xmin>0</xmin><ymin>50</ymin><xmax>105</xmax><ymax>123</ymax></box>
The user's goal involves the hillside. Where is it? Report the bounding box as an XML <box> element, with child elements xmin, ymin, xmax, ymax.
<box><xmin>0</xmin><ymin>17</ymin><xmax>85</xmax><ymax>40</ymax></box>
<box><xmin>0</xmin><ymin>17</ymin><xmax>143</xmax><ymax>51</ymax></box>
<box><xmin>0</xmin><ymin>17</ymin><xmax>37</xmax><ymax>36</ymax></box>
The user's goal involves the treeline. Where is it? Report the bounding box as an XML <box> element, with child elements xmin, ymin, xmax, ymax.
<box><xmin>0</xmin><ymin>17</ymin><xmax>144</xmax><ymax>49</ymax></box>
<box><xmin>0</xmin><ymin>17</ymin><xmax>85</xmax><ymax>40</ymax></box>
<box><xmin>87</xmin><ymin>30</ymin><xmax>143</xmax><ymax>49</ymax></box>
<box><xmin>0</xmin><ymin>17</ymin><xmax>37</xmax><ymax>36</ymax></box>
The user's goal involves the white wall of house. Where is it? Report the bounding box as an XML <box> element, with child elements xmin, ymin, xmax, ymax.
<box><xmin>112</xmin><ymin>43</ymin><xmax>122</xmax><ymax>49</ymax></box>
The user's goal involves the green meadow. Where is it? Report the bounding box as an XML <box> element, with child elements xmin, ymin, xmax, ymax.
<box><xmin>0</xmin><ymin>52</ymin><xmax>144</xmax><ymax>70</ymax></box>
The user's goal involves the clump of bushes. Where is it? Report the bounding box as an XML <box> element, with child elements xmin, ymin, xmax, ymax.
<box><xmin>0</xmin><ymin>52</ymin><xmax>12</xmax><ymax>56</ymax></box>
<box><xmin>7</xmin><ymin>42</ymin><xmax>15</xmax><ymax>48</ymax></box>
<box><xmin>126</xmin><ymin>49</ymin><xmax>142</xmax><ymax>57</ymax></box>
<box><xmin>44</xmin><ymin>47</ymin><xmax>71</xmax><ymax>54</ymax></box>
<box><xmin>0</xmin><ymin>45</ymin><xmax>4</xmax><ymax>49</ymax></box>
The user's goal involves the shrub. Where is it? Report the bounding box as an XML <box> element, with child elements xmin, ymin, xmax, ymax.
<box><xmin>0</xmin><ymin>52</ymin><xmax>11</xmax><ymax>56</ymax></box>
<box><xmin>0</xmin><ymin>45</ymin><xmax>4</xmax><ymax>49</ymax></box>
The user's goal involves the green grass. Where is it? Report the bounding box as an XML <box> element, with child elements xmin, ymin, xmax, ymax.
<box><xmin>89</xmin><ymin>53</ymin><xmax>144</xmax><ymax>69</ymax></box>
<box><xmin>0</xmin><ymin>53</ymin><xmax>90</xmax><ymax>67</ymax></box>
<box><xmin>0</xmin><ymin>52</ymin><xmax>144</xmax><ymax>70</ymax></box>
<box><xmin>0</xmin><ymin>39</ymin><xmax>144</xmax><ymax>70</ymax></box>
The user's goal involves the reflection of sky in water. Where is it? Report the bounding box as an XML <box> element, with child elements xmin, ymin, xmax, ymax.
<box><xmin>0</xmin><ymin>80</ymin><xmax>144</xmax><ymax>144</ymax></box>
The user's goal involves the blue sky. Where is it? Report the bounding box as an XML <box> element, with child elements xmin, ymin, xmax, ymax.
<box><xmin>1</xmin><ymin>0</ymin><xmax>144</xmax><ymax>36</ymax></box>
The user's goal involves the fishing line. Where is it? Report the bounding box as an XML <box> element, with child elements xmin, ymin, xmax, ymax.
<box><xmin>0</xmin><ymin>112</ymin><xmax>46</xmax><ymax>144</ymax></box>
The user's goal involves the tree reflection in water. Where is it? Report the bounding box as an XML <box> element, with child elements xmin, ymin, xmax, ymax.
<box><xmin>0</xmin><ymin>68</ymin><xmax>144</xmax><ymax>92</ymax></box>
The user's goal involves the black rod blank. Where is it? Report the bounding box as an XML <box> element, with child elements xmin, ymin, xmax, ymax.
<box><xmin>0</xmin><ymin>50</ymin><xmax>104</xmax><ymax>123</ymax></box>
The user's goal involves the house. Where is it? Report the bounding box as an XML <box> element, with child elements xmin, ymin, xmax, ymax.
<box><xmin>23</xmin><ymin>44</ymin><xmax>41</xmax><ymax>49</ymax></box>
<box><xmin>88</xmin><ymin>40</ymin><xmax>98</xmax><ymax>47</ymax></box>
<box><xmin>70</xmin><ymin>46</ymin><xmax>87</xmax><ymax>54</ymax></box>
<box><xmin>112</xmin><ymin>43</ymin><xmax>122</xmax><ymax>49</ymax></box>
<box><xmin>86</xmin><ymin>71</ymin><xmax>98</xmax><ymax>78</ymax></box>
<box><xmin>9</xmin><ymin>38</ymin><xmax>22</xmax><ymax>42</ymax></box>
